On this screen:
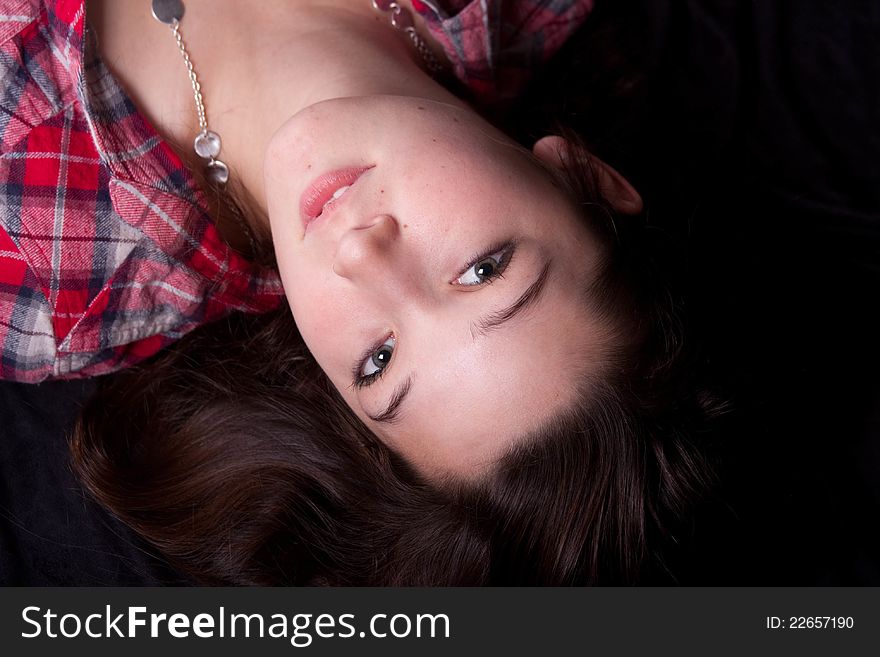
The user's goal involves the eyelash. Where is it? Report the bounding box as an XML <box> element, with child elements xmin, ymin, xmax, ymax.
<box><xmin>352</xmin><ymin>241</ymin><xmax>517</xmax><ymax>388</ymax></box>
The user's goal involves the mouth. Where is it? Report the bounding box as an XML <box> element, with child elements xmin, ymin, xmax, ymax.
<box><xmin>300</xmin><ymin>166</ymin><xmax>374</xmax><ymax>233</ymax></box>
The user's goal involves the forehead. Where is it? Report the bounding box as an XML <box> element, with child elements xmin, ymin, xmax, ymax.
<box><xmin>366</xmin><ymin>270</ymin><xmax>606</xmax><ymax>477</ymax></box>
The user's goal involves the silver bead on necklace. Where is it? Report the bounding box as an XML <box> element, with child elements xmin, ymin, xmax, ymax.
<box><xmin>151</xmin><ymin>0</ymin><xmax>229</xmax><ymax>187</ymax></box>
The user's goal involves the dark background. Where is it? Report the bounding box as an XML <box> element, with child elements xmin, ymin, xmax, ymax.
<box><xmin>0</xmin><ymin>379</ymin><xmax>185</xmax><ymax>584</ymax></box>
<box><xmin>511</xmin><ymin>0</ymin><xmax>880</xmax><ymax>583</ymax></box>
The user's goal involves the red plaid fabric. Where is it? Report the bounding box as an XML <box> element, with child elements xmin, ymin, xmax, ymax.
<box><xmin>415</xmin><ymin>0</ymin><xmax>594</xmax><ymax>104</ymax></box>
<box><xmin>0</xmin><ymin>0</ymin><xmax>593</xmax><ymax>383</ymax></box>
<box><xmin>0</xmin><ymin>0</ymin><xmax>284</xmax><ymax>382</ymax></box>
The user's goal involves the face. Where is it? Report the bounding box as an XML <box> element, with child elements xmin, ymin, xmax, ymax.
<box><xmin>264</xmin><ymin>96</ymin><xmax>610</xmax><ymax>479</ymax></box>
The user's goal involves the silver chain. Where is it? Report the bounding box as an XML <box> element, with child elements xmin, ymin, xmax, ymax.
<box><xmin>152</xmin><ymin>0</ymin><xmax>256</xmax><ymax>255</ymax></box>
<box><xmin>405</xmin><ymin>28</ymin><xmax>445</xmax><ymax>74</ymax></box>
<box><xmin>371</xmin><ymin>1</ymin><xmax>447</xmax><ymax>74</ymax></box>
<box><xmin>170</xmin><ymin>19</ymin><xmax>207</xmax><ymax>134</ymax></box>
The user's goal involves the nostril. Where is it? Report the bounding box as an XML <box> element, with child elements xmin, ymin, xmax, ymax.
<box><xmin>363</xmin><ymin>213</ymin><xmax>399</xmax><ymax>236</ymax></box>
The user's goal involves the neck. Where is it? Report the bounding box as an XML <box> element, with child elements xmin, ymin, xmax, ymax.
<box><xmin>88</xmin><ymin>0</ymin><xmax>463</xmax><ymax>241</ymax></box>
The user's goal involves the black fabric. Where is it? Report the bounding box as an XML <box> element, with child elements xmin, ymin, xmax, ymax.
<box><xmin>516</xmin><ymin>0</ymin><xmax>880</xmax><ymax>583</ymax></box>
<box><xmin>0</xmin><ymin>379</ymin><xmax>183</xmax><ymax>585</ymax></box>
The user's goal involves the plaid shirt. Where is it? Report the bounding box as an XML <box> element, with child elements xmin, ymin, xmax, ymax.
<box><xmin>0</xmin><ymin>0</ymin><xmax>284</xmax><ymax>382</ymax></box>
<box><xmin>0</xmin><ymin>0</ymin><xmax>592</xmax><ymax>383</ymax></box>
<box><xmin>416</xmin><ymin>0</ymin><xmax>594</xmax><ymax>104</ymax></box>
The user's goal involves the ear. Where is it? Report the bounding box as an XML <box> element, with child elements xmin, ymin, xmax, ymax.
<box><xmin>532</xmin><ymin>135</ymin><xmax>643</xmax><ymax>215</ymax></box>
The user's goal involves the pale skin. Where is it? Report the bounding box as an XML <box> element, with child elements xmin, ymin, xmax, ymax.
<box><xmin>88</xmin><ymin>0</ymin><xmax>642</xmax><ymax>478</ymax></box>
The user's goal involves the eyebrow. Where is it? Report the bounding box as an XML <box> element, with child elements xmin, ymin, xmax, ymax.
<box><xmin>367</xmin><ymin>260</ymin><xmax>553</xmax><ymax>425</ymax></box>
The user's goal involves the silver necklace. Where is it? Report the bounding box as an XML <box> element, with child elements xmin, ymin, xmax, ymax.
<box><xmin>152</xmin><ymin>0</ymin><xmax>256</xmax><ymax>254</ymax></box>
<box><xmin>151</xmin><ymin>0</ymin><xmax>229</xmax><ymax>187</ymax></box>
<box><xmin>371</xmin><ymin>1</ymin><xmax>447</xmax><ymax>74</ymax></box>
<box><xmin>150</xmin><ymin>0</ymin><xmax>444</xmax><ymax>250</ymax></box>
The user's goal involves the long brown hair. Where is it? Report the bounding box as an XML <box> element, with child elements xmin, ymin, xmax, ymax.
<box><xmin>71</xmin><ymin>139</ymin><xmax>722</xmax><ymax>585</ymax></box>
<box><xmin>71</xmin><ymin>308</ymin><xmax>492</xmax><ymax>585</ymax></box>
<box><xmin>469</xmin><ymin>142</ymin><xmax>722</xmax><ymax>583</ymax></box>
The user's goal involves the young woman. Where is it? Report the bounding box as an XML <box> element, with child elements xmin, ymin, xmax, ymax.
<box><xmin>0</xmin><ymin>0</ymin><xmax>636</xmax><ymax>472</ymax></box>
<box><xmin>70</xmin><ymin>0</ymin><xmax>880</xmax><ymax>587</ymax></box>
<box><xmin>4</xmin><ymin>0</ymin><xmax>718</xmax><ymax>583</ymax></box>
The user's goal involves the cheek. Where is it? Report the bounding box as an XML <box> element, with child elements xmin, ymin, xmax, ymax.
<box><xmin>292</xmin><ymin>293</ymin><xmax>339</xmax><ymax>347</ymax></box>
<box><xmin>278</xmin><ymin>263</ymin><xmax>346</xmax><ymax>371</ymax></box>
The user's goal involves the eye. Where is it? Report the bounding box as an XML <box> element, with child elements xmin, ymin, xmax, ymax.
<box><xmin>357</xmin><ymin>335</ymin><xmax>395</xmax><ymax>385</ymax></box>
<box><xmin>455</xmin><ymin>243</ymin><xmax>514</xmax><ymax>286</ymax></box>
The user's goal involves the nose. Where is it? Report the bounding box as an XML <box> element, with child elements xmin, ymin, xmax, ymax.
<box><xmin>332</xmin><ymin>214</ymin><xmax>400</xmax><ymax>282</ymax></box>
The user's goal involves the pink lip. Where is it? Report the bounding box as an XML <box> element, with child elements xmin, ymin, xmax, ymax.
<box><xmin>300</xmin><ymin>166</ymin><xmax>374</xmax><ymax>232</ymax></box>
